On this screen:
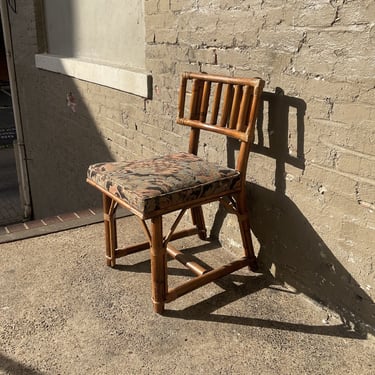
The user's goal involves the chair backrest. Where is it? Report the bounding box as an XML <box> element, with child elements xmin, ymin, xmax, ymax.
<box><xmin>177</xmin><ymin>72</ymin><xmax>265</xmax><ymax>173</ymax></box>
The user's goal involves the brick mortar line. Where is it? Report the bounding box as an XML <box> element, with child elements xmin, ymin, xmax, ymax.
<box><xmin>321</xmin><ymin>139</ymin><xmax>375</xmax><ymax>161</ymax></box>
<box><xmin>311</xmin><ymin>163</ymin><xmax>375</xmax><ymax>186</ymax></box>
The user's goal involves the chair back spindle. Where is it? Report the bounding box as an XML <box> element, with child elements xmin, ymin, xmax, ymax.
<box><xmin>177</xmin><ymin>72</ymin><xmax>265</xmax><ymax>170</ymax></box>
<box><xmin>177</xmin><ymin>73</ymin><xmax>264</xmax><ymax>142</ymax></box>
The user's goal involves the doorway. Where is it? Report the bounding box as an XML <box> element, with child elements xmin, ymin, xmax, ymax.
<box><xmin>0</xmin><ymin>6</ymin><xmax>29</xmax><ymax>226</ymax></box>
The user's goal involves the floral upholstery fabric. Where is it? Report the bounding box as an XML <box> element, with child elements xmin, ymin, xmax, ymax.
<box><xmin>87</xmin><ymin>152</ymin><xmax>241</xmax><ymax>218</ymax></box>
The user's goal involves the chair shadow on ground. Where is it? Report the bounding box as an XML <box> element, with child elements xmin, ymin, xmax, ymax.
<box><xmin>114</xmin><ymin>89</ymin><xmax>374</xmax><ymax>339</ymax></box>
<box><xmin>0</xmin><ymin>353</ymin><xmax>43</xmax><ymax>375</ymax></box>
<box><xmin>117</xmin><ymin>241</ymin><xmax>365</xmax><ymax>339</ymax></box>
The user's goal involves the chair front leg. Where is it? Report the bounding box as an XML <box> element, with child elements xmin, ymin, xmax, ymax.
<box><xmin>103</xmin><ymin>193</ymin><xmax>117</xmax><ymax>267</ymax></box>
<box><xmin>150</xmin><ymin>216</ymin><xmax>167</xmax><ymax>313</ymax></box>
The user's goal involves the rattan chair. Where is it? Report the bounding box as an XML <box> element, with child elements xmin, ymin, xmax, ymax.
<box><xmin>87</xmin><ymin>72</ymin><xmax>265</xmax><ymax>313</ymax></box>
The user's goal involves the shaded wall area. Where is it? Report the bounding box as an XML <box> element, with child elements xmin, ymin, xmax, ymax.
<box><xmin>8</xmin><ymin>1</ymin><xmax>148</xmax><ymax>217</ymax></box>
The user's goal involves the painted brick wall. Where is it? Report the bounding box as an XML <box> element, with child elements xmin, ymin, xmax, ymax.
<box><xmin>8</xmin><ymin>0</ymin><xmax>375</xmax><ymax>333</ymax></box>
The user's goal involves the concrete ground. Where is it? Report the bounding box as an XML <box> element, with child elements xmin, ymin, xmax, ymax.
<box><xmin>0</xmin><ymin>215</ymin><xmax>374</xmax><ymax>375</ymax></box>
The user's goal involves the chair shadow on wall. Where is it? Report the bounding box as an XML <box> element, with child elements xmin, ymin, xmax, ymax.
<box><xmin>164</xmin><ymin>89</ymin><xmax>374</xmax><ymax>339</ymax></box>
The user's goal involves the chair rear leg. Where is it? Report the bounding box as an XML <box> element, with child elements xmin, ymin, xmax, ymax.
<box><xmin>236</xmin><ymin>194</ymin><xmax>258</xmax><ymax>271</ymax></box>
<box><xmin>150</xmin><ymin>216</ymin><xmax>167</xmax><ymax>313</ymax></box>
<box><xmin>191</xmin><ymin>206</ymin><xmax>207</xmax><ymax>240</ymax></box>
<box><xmin>103</xmin><ymin>193</ymin><xmax>117</xmax><ymax>267</ymax></box>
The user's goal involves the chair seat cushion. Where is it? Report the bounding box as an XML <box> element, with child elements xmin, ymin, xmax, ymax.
<box><xmin>87</xmin><ymin>152</ymin><xmax>240</xmax><ymax>217</ymax></box>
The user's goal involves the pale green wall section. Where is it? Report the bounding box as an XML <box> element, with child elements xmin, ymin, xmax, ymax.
<box><xmin>44</xmin><ymin>0</ymin><xmax>145</xmax><ymax>69</ymax></box>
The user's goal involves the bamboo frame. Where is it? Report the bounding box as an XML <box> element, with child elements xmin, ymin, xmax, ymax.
<box><xmin>87</xmin><ymin>72</ymin><xmax>265</xmax><ymax>313</ymax></box>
